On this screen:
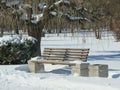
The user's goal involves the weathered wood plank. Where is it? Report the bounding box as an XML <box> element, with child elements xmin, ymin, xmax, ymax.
<box><xmin>43</xmin><ymin>51</ymin><xmax>89</xmax><ymax>54</ymax></box>
<box><xmin>43</xmin><ymin>55</ymin><xmax>86</xmax><ymax>59</ymax></box>
<box><xmin>44</xmin><ymin>50</ymin><xmax>89</xmax><ymax>53</ymax></box>
<box><xmin>31</xmin><ymin>60</ymin><xmax>76</xmax><ymax>66</ymax></box>
<box><xmin>44</xmin><ymin>48</ymin><xmax>89</xmax><ymax>51</ymax></box>
<box><xmin>43</xmin><ymin>54</ymin><xmax>88</xmax><ymax>57</ymax></box>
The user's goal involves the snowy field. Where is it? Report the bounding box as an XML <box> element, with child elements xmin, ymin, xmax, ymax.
<box><xmin>0</xmin><ymin>32</ymin><xmax>120</xmax><ymax>90</ymax></box>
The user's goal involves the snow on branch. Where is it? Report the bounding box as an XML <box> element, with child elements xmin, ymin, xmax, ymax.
<box><xmin>54</xmin><ymin>0</ymin><xmax>63</xmax><ymax>5</ymax></box>
<box><xmin>49</xmin><ymin>9</ymin><xmax>63</xmax><ymax>16</ymax></box>
<box><xmin>49</xmin><ymin>11</ymin><xmax>57</xmax><ymax>16</ymax></box>
<box><xmin>6</xmin><ymin>1</ymin><xmax>20</xmax><ymax>7</ymax></box>
<box><xmin>54</xmin><ymin>0</ymin><xmax>70</xmax><ymax>5</ymax></box>
<box><xmin>75</xmin><ymin>7</ymin><xmax>88</xmax><ymax>12</ymax></box>
<box><xmin>49</xmin><ymin>10</ymin><xmax>89</xmax><ymax>22</ymax></box>
<box><xmin>20</xmin><ymin>4</ymin><xmax>32</xmax><ymax>9</ymax></box>
<box><xmin>49</xmin><ymin>0</ymin><xmax>88</xmax><ymax>16</ymax></box>
<box><xmin>9</xmin><ymin>0</ymin><xmax>90</xmax><ymax>24</ymax></box>
<box><xmin>31</xmin><ymin>14</ymin><xmax>43</xmax><ymax>24</ymax></box>
<box><xmin>49</xmin><ymin>0</ymin><xmax>90</xmax><ymax>22</ymax></box>
<box><xmin>20</xmin><ymin>12</ymin><xmax>43</xmax><ymax>24</ymax></box>
<box><xmin>20</xmin><ymin>13</ymin><xmax>28</xmax><ymax>20</ymax></box>
<box><xmin>49</xmin><ymin>0</ymin><xmax>70</xmax><ymax>10</ymax></box>
<box><xmin>65</xmin><ymin>13</ymin><xmax>89</xmax><ymax>22</ymax></box>
<box><xmin>38</xmin><ymin>2</ymin><xmax>47</xmax><ymax>10</ymax></box>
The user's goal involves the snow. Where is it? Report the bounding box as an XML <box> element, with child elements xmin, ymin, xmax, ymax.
<box><xmin>31</xmin><ymin>56</ymin><xmax>43</xmax><ymax>60</ymax></box>
<box><xmin>20</xmin><ymin>13</ymin><xmax>43</xmax><ymax>24</ymax></box>
<box><xmin>54</xmin><ymin>0</ymin><xmax>63</xmax><ymax>5</ymax></box>
<box><xmin>65</xmin><ymin>14</ymin><xmax>88</xmax><ymax>21</ymax></box>
<box><xmin>38</xmin><ymin>2</ymin><xmax>46</xmax><ymax>10</ymax></box>
<box><xmin>20</xmin><ymin>13</ymin><xmax>28</xmax><ymax>20</ymax></box>
<box><xmin>6</xmin><ymin>1</ymin><xmax>20</xmax><ymax>7</ymax></box>
<box><xmin>31</xmin><ymin>14</ymin><xmax>43</xmax><ymax>24</ymax></box>
<box><xmin>49</xmin><ymin>10</ymin><xmax>64</xmax><ymax>17</ymax></box>
<box><xmin>54</xmin><ymin>0</ymin><xmax>70</xmax><ymax>5</ymax></box>
<box><xmin>0</xmin><ymin>35</ymin><xmax>37</xmax><ymax>46</ymax></box>
<box><xmin>63</xmin><ymin>0</ymin><xmax>70</xmax><ymax>4</ymax></box>
<box><xmin>0</xmin><ymin>32</ymin><xmax>120</xmax><ymax>90</ymax></box>
<box><xmin>50</xmin><ymin>11</ymin><xmax>57</xmax><ymax>16</ymax></box>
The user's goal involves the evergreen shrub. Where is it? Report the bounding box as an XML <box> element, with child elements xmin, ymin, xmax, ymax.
<box><xmin>0</xmin><ymin>35</ymin><xmax>37</xmax><ymax>64</ymax></box>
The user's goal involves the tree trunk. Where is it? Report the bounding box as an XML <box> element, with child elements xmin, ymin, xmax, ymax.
<box><xmin>14</xmin><ymin>23</ymin><xmax>19</xmax><ymax>34</ymax></box>
<box><xmin>27</xmin><ymin>23</ymin><xmax>44</xmax><ymax>56</ymax></box>
<box><xmin>14</xmin><ymin>16</ymin><xmax>19</xmax><ymax>34</ymax></box>
<box><xmin>0</xmin><ymin>29</ymin><xmax>3</xmax><ymax>37</ymax></box>
<box><xmin>25</xmin><ymin>6</ymin><xmax>43</xmax><ymax>56</ymax></box>
<box><xmin>25</xmin><ymin>5</ymin><xmax>51</xmax><ymax>56</ymax></box>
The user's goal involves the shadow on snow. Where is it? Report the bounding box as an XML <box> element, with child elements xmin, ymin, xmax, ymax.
<box><xmin>88</xmin><ymin>51</ymin><xmax>120</xmax><ymax>61</ymax></box>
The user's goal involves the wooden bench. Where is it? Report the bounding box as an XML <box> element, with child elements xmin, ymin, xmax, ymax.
<box><xmin>28</xmin><ymin>48</ymin><xmax>90</xmax><ymax>73</ymax></box>
<box><xmin>42</xmin><ymin>48</ymin><xmax>89</xmax><ymax>62</ymax></box>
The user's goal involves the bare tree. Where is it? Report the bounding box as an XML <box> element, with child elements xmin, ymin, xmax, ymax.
<box><xmin>83</xmin><ymin>0</ymin><xmax>120</xmax><ymax>40</ymax></box>
<box><xmin>4</xmin><ymin>0</ymin><xmax>88</xmax><ymax>56</ymax></box>
<box><xmin>18</xmin><ymin>0</ymin><xmax>88</xmax><ymax>55</ymax></box>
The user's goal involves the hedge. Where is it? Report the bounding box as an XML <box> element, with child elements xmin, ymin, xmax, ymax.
<box><xmin>0</xmin><ymin>35</ymin><xmax>38</xmax><ymax>64</ymax></box>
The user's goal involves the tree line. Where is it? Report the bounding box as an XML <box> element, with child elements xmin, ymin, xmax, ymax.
<box><xmin>0</xmin><ymin>0</ymin><xmax>120</xmax><ymax>56</ymax></box>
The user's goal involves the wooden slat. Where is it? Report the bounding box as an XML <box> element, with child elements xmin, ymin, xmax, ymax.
<box><xmin>43</xmin><ymin>53</ymin><xmax>88</xmax><ymax>57</ymax></box>
<box><xmin>44</xmin><ymin>50</ymin><xmax>66</xmax><ymax>52</ymax></box>
<box><xmin>43</xmin><ymin>55</ymin><xmax>87</xmax><ymax>59</ymax></box>
<box><xmin>67</xmin><ymin>57</ymin><xmax>86</xmax><ymax>60</ymax></box>
<box><xmin>44</xmin><ymin>57</ymin><xmax>87</xmax><ymax>61</ymax></box>
<box><xmin>45</xmin><ymin>58</ymin><xmax>87</xmax><ymax>62</ymax></box>
<box><xmin>66</xmin><ymin>58</ymin><xmax>86</xmax><ymax>60</ymax></box>
<box><xmin>68</xmin><ymin>56</ymin><xmax>86</xmax><ymax>58</ymax></box>
<box><xmin>43</xmin><ymin>51</ymin><xmax>89</xmax><ymax>55</ymax></box>
<box><xmin>31</xmin><ymin>60</ymin><xmax>76</xmax><ymax>66</ymax></box>
<box><xmin>44</xmin><ymin>57</ymin><xmax>64</xmax><ymax>60</ymax></box>
<box><xmin>43</xmin><ymin>55</ymin><xmax>66</xmax><ymax>58</ymax></box>
<box><xmin>68</xmin><ymin>52</ymin><xmax>88</xmax><ymax>55</ymax></box>
<box><xmin>44</xmin><ymin>48</ymin><xmax>89</xmax><ymax>50</ymax></box>
<box><xmin>44</xmin><ymin>50</ymin><xmax>89</xmax><ymax>53</ymax></box>
<box><xmin>43</xmin><ymin>52</ymin><xmax>65</xmax><ymax>55</ymax></box>
<box><xmin>66</xmin><ymin>59</ymin><xmax>87</xmax><ymax>62</ymax></box>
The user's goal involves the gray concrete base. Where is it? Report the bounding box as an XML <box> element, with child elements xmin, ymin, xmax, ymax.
<box><xmin>89</xmin><ymin>64</ymin><xmax>108</xmax><ymax>77</ymax></box>
<box><xmin>28</xmin><ymin>60</ymin><xmax>44</xmax><ymax>73</ymax></box>
<box><xmin>71</xmin><ymin>63</ymin><xmax>89</xmax><ymax>76</ymax></box>
<box><xmin>27</xmin><ymin>60</ymin><xmax>108</xmax><ymax>78</ymax></box>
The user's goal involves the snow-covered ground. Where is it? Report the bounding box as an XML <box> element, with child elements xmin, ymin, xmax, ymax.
<box><xmin>0</xmin><ymin>32</ymin><xmax>120</xmax><ymax>90</ymax></box>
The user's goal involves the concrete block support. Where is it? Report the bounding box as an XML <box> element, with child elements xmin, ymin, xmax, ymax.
<box><xmin>28</xmin><ymin>60</ymin><xmax>44</xmax><ymax>73</ymax></box>
<box><xmin>71</xmin><ymin>63</ymin><xmax>89</xmax><ymax>76</ymax></box>
<box><xmin>89</xmin><ymin>64</ymin><xmax>108</xmax><ymax>77</ymax></box>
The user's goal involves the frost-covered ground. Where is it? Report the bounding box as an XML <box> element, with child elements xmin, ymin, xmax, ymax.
<box><xmin>0</xmin><ymin>32</ymin><xmax>120</xmax><ymax>90</ymax></box>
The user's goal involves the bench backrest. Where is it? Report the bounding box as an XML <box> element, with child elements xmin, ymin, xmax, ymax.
<box><xmin>42</xmin><ymin>48</ymin><xmax>89</xmax><ymax>62</ymax></box>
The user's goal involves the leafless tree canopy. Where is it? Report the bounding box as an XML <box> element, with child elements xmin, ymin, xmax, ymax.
<box><xmin>0</xmin><ymin>0</ymin><xmax>89</xmax><ymax>35</ymax></box>
<box><xmin>0</xmin><ymin>0</ymin><xmax>120</xmax><ymax>56</ymax></box>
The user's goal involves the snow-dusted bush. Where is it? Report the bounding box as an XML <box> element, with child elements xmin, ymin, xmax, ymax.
<box><xmin>0</xmin><ymin>35</ymin><xmax>38</xmax><ymax>64</ymax></box>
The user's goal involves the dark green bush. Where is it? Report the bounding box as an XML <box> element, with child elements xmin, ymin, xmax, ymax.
<box><xmin>0</xmin><ymin>36</ymin><xmax>38</xmax><ymax>64</ymax></box>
